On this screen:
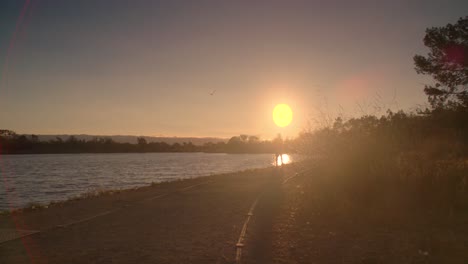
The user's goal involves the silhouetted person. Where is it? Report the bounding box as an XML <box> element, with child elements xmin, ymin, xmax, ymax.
<box><xmin>274</xmin><ymin>152</ymin><xmax>283</xmax><ymax>167</ymax></box>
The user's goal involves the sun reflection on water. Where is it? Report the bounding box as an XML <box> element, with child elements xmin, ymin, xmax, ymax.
<box><xmin>274</xmin><ymin>154</ymin><xmax>291</xmax><ymax>166</ymax></box>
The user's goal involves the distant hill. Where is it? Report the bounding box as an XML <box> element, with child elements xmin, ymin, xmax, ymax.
<box><xmin>35</xmin><ymin>134</ymin><xmax>227</xmax><ymax>145</ymax></box>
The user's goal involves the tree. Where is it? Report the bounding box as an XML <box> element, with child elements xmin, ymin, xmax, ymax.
<box><xmin>0</xmin><ymin>129</ymin><xmax>16</xmax><ymax>137</ymax></box>
<box><xmin>414</xmin><ymin>16</ymin><xmax>468</xmax><ymax>108</ymax></box>
<box><xmin>240</xmin><ymin>134</ymin><xmax>248</xmax><ymax>142</ymax></box>
<box><xmin>66</xmin><ymin>136</ymin><xmax>78</xmax><ymax>143</ymax></box>
<box><xmin>31</xmin><ymin>134</ymin><xmax>39</xmax><ymax>143</ymax></box>
<box><xmin>137</xmin><ymin>137</ymin><xmax>147</xmax><ymax>145</ymax></box>
<box><xmin>272</xmin><ymin>133</ymin><xmax>283</xmax><ymax>152</ymax></box>
<box><xmin>248</xmin><ymin>135</ymin><xmax>260</xmax><ymax>144</ymax></box>
<box><xmin>137</xmin><ymin>137</ymin><xmax>147</xmax><ymax>152</ymax></box>
<box><xmin>227</xmin><ymin>136</ymin><xmax>241</xmax><ymax>145</ymax></box>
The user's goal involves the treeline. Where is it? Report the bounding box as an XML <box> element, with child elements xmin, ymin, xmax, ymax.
<box><xmin>296</xmin><ymin>105</ymin><xmax>468</xmax><ymax>213</ymax></box>
<box><xmin>297</xmin><ymin>107</ymin><xmax>468</xmax><ymax>159</ymax></box>
<box><xmin>0</xmin><ymin>132</ymin><xmax>289</xmax><ymax>154</ymax></box>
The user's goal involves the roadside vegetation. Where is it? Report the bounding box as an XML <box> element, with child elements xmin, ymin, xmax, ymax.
<box><xmin>296</xmin><ymin>16</ymin><xmax>468</xmax><ymax>215</ymax></box>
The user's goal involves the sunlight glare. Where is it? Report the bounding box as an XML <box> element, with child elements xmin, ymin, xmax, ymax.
<box><xmin>275</xmin><ymin>154</ymin><xmax>291</xmax><ymax>166</ymax></box>
<box><xmin>273</xmin><ymin>104</ymin><xmax>293</xmax><ymax>127</ymax></box>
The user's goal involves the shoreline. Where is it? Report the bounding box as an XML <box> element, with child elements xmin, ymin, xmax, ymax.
<box><xmin>0</xmin><ymin>166</ymin><xmax>282</xmax><ymax>214</ymax></box>
<box><xmin>2</xmin><ymin>163</ymin><xmax>468</xmax><ymax>263</ymax></box>
<box><xmin>0</xmin><ymin>166</ymin><xmax>290</xmax><ymax>263</ymax></box>
<box><xmin>0</xmin><ymin>151</ymin><xmax>283</xmax><ymax>155</ymax></box>
<box><xmin>1</xmin><ymin>153</ymin><xmax>297</xmax><ymax>212</ymax></box>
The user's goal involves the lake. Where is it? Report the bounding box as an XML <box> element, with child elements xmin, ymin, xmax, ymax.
<box><xmin>0</xmin><ymin>152</ymin><xmax>292</xmax><ymax>210</ymax></box>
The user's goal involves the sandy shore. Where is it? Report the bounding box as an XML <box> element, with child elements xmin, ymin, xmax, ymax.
<box><xmin>2</xmin><ymin>163</ymin><xmax>468</xmax><ymax>264</ymax></box>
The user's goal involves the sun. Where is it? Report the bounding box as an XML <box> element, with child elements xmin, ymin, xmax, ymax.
<box><xmin>273</xmin><ymin>104</ymin><xmax>293</xmax><ymax>127</ymax></box>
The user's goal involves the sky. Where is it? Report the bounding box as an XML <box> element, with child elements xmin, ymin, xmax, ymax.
<box><xmin>1</xmin><ymin>0</ymin><xmax>467</xmax><ymax>139</ymax></box>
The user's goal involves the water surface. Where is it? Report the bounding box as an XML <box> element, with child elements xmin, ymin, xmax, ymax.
<box><xmin>0</xmin><ymin>153</ymin><xmax>292</xmax><ymax>210</ymax></box>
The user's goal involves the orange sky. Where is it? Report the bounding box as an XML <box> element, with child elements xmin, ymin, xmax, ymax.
<box><xmin>1</xmin><ymin>1</ymin><xmax>466</xmax><ymax>139</ymax></box>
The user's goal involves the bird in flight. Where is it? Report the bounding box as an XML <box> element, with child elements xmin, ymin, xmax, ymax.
<box><xmin>210</xmin><ymin>89</ymin><xmax>217</xmax><ymax>96</ymax></box>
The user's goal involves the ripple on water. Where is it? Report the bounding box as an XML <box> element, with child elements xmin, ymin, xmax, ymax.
<box><xmin>0</xmin><ymin>153</ymin><xmax>296</xmax><ymax>210</ymax></box>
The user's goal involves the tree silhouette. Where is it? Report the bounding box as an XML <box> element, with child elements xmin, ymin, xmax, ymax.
<box><xmin>0</xmin><ymin>129</ymin><xmax>16</xmax><ymax>137</ymax></box>
<box><xmin>248</xmin><ymin>135</ymin><xmax>259</xmax><ymax>144</ymax></box>
<box><xmin>0</xmin><ymin>130</ymin><xmax>283</xmax><ymax>154</ymax></box>
<box><xmin>31</xmin><ymin>134</ymin><xmax>39</xmax><ymax>143</ymax></box>
<box><xmin>414</xmin><ymin>16</ymin><xmax>468</xmax><ymax>108</ymax></box>
<box><xmin>137</xmin><ymin>137</ymin><xmax>147</xmax><ymax>145</ymax></box>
